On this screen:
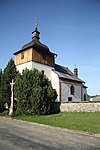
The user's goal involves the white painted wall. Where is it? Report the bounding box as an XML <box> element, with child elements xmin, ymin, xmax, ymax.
<box><xmin>51</xmin><ymin>71</ymin><xmax>59</xmax><ymax>102</ymax></box>
<box><xmin>16</xmin><ymin>61</ymin><xmax>33</xmax><ymax>74</ymax></box>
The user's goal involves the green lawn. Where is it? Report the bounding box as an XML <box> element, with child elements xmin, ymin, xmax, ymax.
<box><xmin>13</xmin><ymin>112</ymin><xmax>100</xmax><ymax>134</ymax></box>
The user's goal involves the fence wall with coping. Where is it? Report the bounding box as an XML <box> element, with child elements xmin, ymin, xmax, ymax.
<box><xmin>60</xmin><ymin>102</ymin><xmax>100</xmax><ymax>112</ymax></box>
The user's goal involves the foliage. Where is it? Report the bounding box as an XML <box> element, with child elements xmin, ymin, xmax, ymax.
<box><xmin>0</xmin><ymin>110</ymin><xmax>9</xmax><ymax>116</ymax></box>
<box><xmin>14</xmin><ymin>68</ymin><xmax>57</xmax><ymax>115</ymax></box>
<box><xmin>0</xmin><ymin>69</ymin><xmax>4</xmax><ymax>112</ymax></box>
<box><xmin>13</xmin><ymin>112</ymin><xmax>100</xmax><ymax>134</ymax></box>
<box><xmin>0</xmin><ymin>59</ymin><xmax>18</xmax><ymax>112</ymax></box>
<box><xmin>0</xmin><ymin>69</ymin><xmax>2</xmax><ymax>84</ymax></box>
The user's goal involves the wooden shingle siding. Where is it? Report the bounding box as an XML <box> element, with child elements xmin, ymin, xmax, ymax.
<box><xmin>15</xmin><ymin>48</ymin><xmax>33</xmax><ymax>65</ymax></box>
<box><xmin>32</xmin><ymin>48</ymin><xmax>54</xmax><ymax>66</ymax></box>
<box><xmin>15</xmin><ymin>47</ymin><xmax>54</xmax><ymax>67</ymax></box>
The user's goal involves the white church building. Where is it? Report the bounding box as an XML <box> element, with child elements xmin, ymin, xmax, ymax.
<box><xmin>14</xmin><ymin>24</ymin><xmax>87</xmax><ymax>103</ymax></box>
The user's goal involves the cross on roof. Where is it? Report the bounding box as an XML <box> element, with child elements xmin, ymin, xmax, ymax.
<box><xmin>35</xmin><ymin>18</ymin><xmax>38</xmax><ymax>30</ymax></box>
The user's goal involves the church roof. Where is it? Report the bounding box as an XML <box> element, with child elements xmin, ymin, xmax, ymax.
<box><xmin>21</xmin><ymin>39</ymin><xmax>50</xmax><ymax>52</ymax></box>
<box><xmin>14</xmin><ymin>40</ymin><xmax>56</xmax><ymax>56</ymax></box>
<box><xmin>14</xmin><ymin>26</ymin><xmax>56</xmax><ymax>56</ymax></box>
<box><xmin>54</xmin><ymin>64</ymin><xmax>84</xmax><ymax>83</ymax></box>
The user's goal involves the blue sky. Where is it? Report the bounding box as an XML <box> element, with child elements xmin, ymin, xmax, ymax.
<box><xmin>0</xmin><ymin>0</ymin><xmax>100</xmax><ymax>96</ymax></box>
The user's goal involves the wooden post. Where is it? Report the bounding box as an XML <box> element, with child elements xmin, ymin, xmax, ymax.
<box><xmin>9</xmin><ymin>79</ymin><xmax>15</xmax><ymax>116</ymax></box>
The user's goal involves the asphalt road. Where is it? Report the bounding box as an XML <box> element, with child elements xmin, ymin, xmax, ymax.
<box><xmin>0</xmin><ymin>117</ymin><xmax>100</xmax><ymax>150</ymax></box>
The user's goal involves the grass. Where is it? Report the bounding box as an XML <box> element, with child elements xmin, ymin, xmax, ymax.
<box><xmin>13</xmin><ymin>112</ymin><xmax>100</xmax><ymax>134</ymax></box>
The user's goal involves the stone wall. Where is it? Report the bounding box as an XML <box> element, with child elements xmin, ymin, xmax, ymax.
<box><xmin>60</xmin><ymin>102</ymin><xmax>100</xmax><ymax>112</ymax></box>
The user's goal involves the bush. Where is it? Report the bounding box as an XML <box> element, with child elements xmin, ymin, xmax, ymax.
<box><xmin>1</xmin><ymin>110</ymin><xmax>8</xmax><ymax>116</ymax></box>
<box><xmin>12</xmin><ymin>107</ymin><xmax>25</xmax><ymax>117</ymax></box>
<box><xmin>14</xmin><ymin>69</ymin><xmax>57</xmax><ymax>115</ymax></box>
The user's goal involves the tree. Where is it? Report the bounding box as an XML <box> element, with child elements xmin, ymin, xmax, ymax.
<box><xmin>0</xmin><ymin>69</ymin><xmax>2</xmax><ymax>84</ymax></box>
<box><xmin>0</xmin><ymin>69</ymin><xmax>4</xmax><ymax>112</ymax></box>
<box><xmin>1</xmin><ymin>58</ymin><xmax>18</xmax><ymax>110</ymax></box>
<box><xmin>15</xmin><ymin>68</ymin><xmax>57</xmax><ymax>115</ymax></box>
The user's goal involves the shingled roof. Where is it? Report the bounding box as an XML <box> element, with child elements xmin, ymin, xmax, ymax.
<box><xmin>14</xmin><ymin>39</ymin><xmax>52</xmax><ymax>55</ymax></box>
<box><xmin>54</xmin><ymin>64</ymin><xmax>84</xmax><ymax>83</ymax></box>
<box><xmin>22</xmin><ymin>39</ymin><xmax>50</xmax><ymax>52</ymax></box>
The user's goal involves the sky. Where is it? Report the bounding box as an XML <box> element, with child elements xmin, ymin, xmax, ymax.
<box><xmin>0</xmin><ymin>0</ymin><xmax>100</xmax><ymax>96</ymax></box>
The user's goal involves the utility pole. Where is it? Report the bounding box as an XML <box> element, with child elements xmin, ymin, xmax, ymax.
<box><xmin>9</xmin><ymin>79</ymin><xmax>15</xmax><ymax>116</ymax></box>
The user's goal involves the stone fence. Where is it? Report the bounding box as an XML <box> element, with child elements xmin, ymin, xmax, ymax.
<box><xmin>60</xmin><ymin>102</ymin><xmax>100</xmax><ymax>112</ymax></box>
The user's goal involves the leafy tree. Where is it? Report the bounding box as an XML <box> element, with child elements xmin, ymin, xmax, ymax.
<box><xmin>15</xmin><ymin>68</ymin><xmax>57</xmax><ymax>115</ymax></box>
<box><xmin>1</xmin><ymin>58</ymin><xmax>18</xmax><ymax>110</ymax></box>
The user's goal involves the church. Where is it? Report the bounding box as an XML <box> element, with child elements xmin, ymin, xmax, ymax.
<box><xmin>14</xmin><ymin>22</ymin><xmax>87</xmax><ymax>103</ymax></box>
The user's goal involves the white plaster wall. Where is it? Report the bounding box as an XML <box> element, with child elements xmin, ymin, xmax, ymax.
<box><xmin>32</xmin><ymin>61</ymin><xmax>53</xmax><ymax>79</ymax></box>
<box><xmin>16</xmin><ymin>61</ymin><xmax>33</xmax><ymax>74</ymax></box>
<box><xmin>61</xmin><ymin>81</ymin><xmax>82</xmax><ymax>102</ymax></box>
<box><xmin>51</xmin><ymin>71</ymin><xmax>60</xmax><ymax>102</ymax></box>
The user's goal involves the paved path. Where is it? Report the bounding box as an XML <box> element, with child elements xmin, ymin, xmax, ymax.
<box><xmin>0</xmin><ymin>117</ymin><xmax>100</xmax><ymax>150</ymax></box>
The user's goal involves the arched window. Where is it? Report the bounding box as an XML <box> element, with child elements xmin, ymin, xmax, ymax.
<box><xmin>84</xmin><ymin>94</ymin><xmax>86</xmax><ymax>101</ymax></box>
<box><xmin>70</xmin><ymin>85</ymin><xmax>75</xmax><ymax>95</ymax></box>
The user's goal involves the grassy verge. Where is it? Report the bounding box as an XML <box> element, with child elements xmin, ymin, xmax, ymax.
<box><xmin>13</xmin><ymin>112</ymin><xmax>100</xmax><ymax>134</ymax></box>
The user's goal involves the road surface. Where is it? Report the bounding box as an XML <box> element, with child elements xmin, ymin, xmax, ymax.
<box><xmin>0</xmin><ymin>116</ymin><xmax>100</xmax><ymax>150</ymax></box>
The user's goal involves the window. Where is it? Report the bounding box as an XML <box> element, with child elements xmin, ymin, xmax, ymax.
<box><xmin>68</xmin><ymin>97</ymin><xmax>72</xmax><ymax>102</ymax></box>
<box><xmin>70</xmin><ymin>85</ymin><xmax>75</xmax><ymax>95</ymax></box>
<box><xmin>84</xmin><ymin>94</ymin><xmax>86</xmax><ymax>101</ymax></box>
<box><xmin>21</xmin><ymin>52</ymin><xmax>24</xmax><ymax>59</ymax></box>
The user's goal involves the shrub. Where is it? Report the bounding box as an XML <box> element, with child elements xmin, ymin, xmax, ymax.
<box><xmin>14</xmin><ymin>69</ymin><xmax>57</xmax><ymax>115</ymax></box>
<box><xmin>1</xmin><ymin>110</ymin><xmax>8</xmax><ymax>116</ymax></box>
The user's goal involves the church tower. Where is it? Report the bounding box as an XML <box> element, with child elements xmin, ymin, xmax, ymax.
<box><xmin>14</xmin><ymin>21</ymin><xmax>57</xmax><ymax>72</ymax></box>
